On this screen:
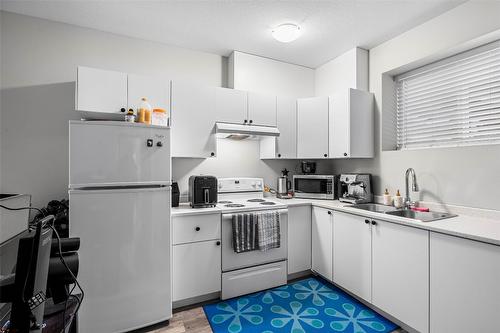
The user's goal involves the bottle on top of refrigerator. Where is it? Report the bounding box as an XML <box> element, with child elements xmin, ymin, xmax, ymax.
<box><xmin>137</xmin><ymin>97</ymin><xmax>152</xmax><ymax>124</ymax></box>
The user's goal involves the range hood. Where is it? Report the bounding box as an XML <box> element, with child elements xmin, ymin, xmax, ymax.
<box><xmin>215</xmin><ymin>122</ymin><xmax>280</xmax><ymax>140</ymax></box>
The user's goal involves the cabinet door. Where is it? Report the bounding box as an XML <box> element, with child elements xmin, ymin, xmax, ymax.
<box><xmin>288</xmin><ymin>205</ymin><xmax>311</xmax><ymax>274</ymax></box>
<box><xmin>430</xmin><ymin>233</ymin><xmax>500</xmax><ymax>333</ymax></box>
<box><xmin>247</xmin><ymin>92</ymin><xmax>276</xmax><ymax>126</ymax></box>
<box><xmin>330</xmin><ymin>91</ymin><xmax>349</xmax><ymax>158</ymax></box>
<box><xmin>333</xmin><ymin>212</ymin><xmax>372</xmax><ymax>301</ymax></box>
<box><xmin>311</xmin><ymin>207</ymin><xmax>332</xmax><ymax>281</ymax></box>
<box><xmin>297</xmin><ymin>97</ymin><xmax>329</xmax><ymax>158</ymax></box>
<box><xmin>173</xmin><ymin>240</ymin><xmax>222</xmax><ymax>302</ymax></box>
<box><xmin>171</xmin><ymin>81</ymin><xmax>217</xmax><ymax>158</ymax></box>
<box><xmin>372</xmin><ymin>220</ymin><xmax>429</xmax><ymax>333</ymax></box>
<box><xmin>76</xmin><ymin>66</ymin><xmax>128</xmax><ymax>116</ymax></box>
<box><xmin>276</xmin><ymin>97</ymin><xmax>297</xmax><ymax>158</ymax></box>
<box><xmin>128</xmin><ymin>73</ymin><xmax>170</xmax><ymax>112</ymax></box>
<box><xmin>330</xmin><ymin>89</ymin><xmax>374</xmax><ymax>158</ymax></box>
<box><xmin>215</xmin><ymin>87</ymin><xmax>247</xmax><ymax>124</ymax></box>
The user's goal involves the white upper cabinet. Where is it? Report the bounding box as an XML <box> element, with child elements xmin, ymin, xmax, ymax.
<box><xmin>76</xmin><ymin>66</ymin><xmax>128</xmax><ymax>119</ymax></box>
<box><xmin>76</xmin><ymin>66</ymin><xmax>171</xmax><ymax>121</ymax></box>
<box><xmin>297</xmin><ymin>96</ymin><xmax>330</xmax><ymax>158</ymax></box>
<box><xmin>171</xmin><ymin>81</ymin><xmax>217</xmax><ymax>158</ymax></box>
<box><xmin>330</xmin><ymin>88</ymin><xmax>374</xmax><ymax>158</ymax></box>
<box><xmin>333</xmin><ymin>212</ymin><xmax>372</xmax><ymax>301</ymax></box>
<box><xmin>311</xmin><ymin>206</ymin><xmax>333</xmax><ymax>281</ymax></box>
<box><xmin>276</xmin><ymin>97</ymin><xmax>297</xmax><ymax>158</ymax></box>
<box><xmin>247</xmin><ymin>92</ymin><xmax>277</xmax><ymax>126</ymax></box>
<box><xmin>215</xmin><ymin>87</ymin><xmax>247</xmax><ymax>124</ymax></box>
<box><xmin>372</xmin><ymin>220</ymin><xmax>429</xmax><ymax>333</ymax></box>
<box><xmin>260</xmin><ymin>96</ymin><xmax>297</xmax><ymax>159</ymax></box>
<box><xmin>127</xmin><ymin>73</ymin><xmax>170</xmax><ymax>113</ymax></box>
<box><xmin>430</xmin><ymin>233</ymin><xmax>500</xmax><ymax>333</ymax></box>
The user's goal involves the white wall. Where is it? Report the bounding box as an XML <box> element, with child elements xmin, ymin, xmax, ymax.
<box><xmin>229</xmin><ymin>51</ymin><xmax>315</xmax><ymax>98</ymax></box>
<box><xmin>315</xmin><ymin>47</ymin><xmax>368</xmax><ymax>96</ymax></box>
<box><xmin>333</xmin><ymin>1</ymin><xmax>500</xmax><ymax>210</ymax></box>
<box><xmin>0</xmin><ymin>11</ymin><xmax>227</xmax><ymax>209</ymax></box>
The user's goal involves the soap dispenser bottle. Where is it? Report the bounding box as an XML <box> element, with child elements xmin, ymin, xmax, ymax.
<box><xmin>383</xmin><ymin>188</ymin><xmax>392</xmax><ymax>206</ymax></box>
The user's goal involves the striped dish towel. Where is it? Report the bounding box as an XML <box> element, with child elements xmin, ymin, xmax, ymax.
<box><xmin>231</xmin><ymin>213</ymin><xmax>257</xmax><ymax>253</ymax></box>
<box><xmin>256</xmin><ymin>211</ymin><xmax>281</xmax><ymax>251</ymax></box>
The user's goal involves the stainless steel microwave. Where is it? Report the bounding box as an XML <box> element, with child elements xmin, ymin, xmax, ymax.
<box><xmin>293</xmin><ymin>175</ymin><xmax>338</xmax><ymax>200</ymax></box>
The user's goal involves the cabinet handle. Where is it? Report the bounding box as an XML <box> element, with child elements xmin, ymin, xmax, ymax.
<box><xmin>277</xmin><ymin>154</ymin><xmax>281</xmax><ymax>158</ymax></box>
<box><xmin>244</xmin><ymin>119</ymin><xmax>248</xmax><ymax>124</ymax></box>
<box><xmin>249</xmin><ymin>120</ymin><xmax>253</xmax><ymax>124</ymax></box>
<box><xmin>216</xmin><ymin>241</ymin><xmax>221</xmax><ymax>246</ymax></box>
<box><xmin>324</xmin><ymin>154</ymin><xmax>328</xmax><ymax>158</ymax></box>
<box><xmin>195</xmin><ymin>226</ymin><xmax>201</xmax><ymax>231</ymax></box>
<box><xmin>120</xmin><ymin>107</ymin><xmax>126</xmax><ymax>113</ymax></box>
<box><xmin>344</xmin><ymin>152</ymin><xmax>348</xmax><ymax>157</ymax></box>
<box><xmin>364</xmin><ymin>219</ymin><xmax>370</xmax><ymax>224</ymax></box>
<box><xmin>210</xmin><ymin>152</ymin><xmax>215</xmax><ymax>157</ymax></box>
<box><xmin>327</xmin><ymin>211</ymin><xmax>332</xmax><ymax>215</ymax></box>
<box><xmin>371</xmin><ymin>220</ymin><xmax>377</xmax><ymax>225</ymax></box>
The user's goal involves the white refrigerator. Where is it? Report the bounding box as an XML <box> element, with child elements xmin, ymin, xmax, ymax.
<box><xmin>68</xmin><ymin>121</ymin><xmax>172</xmax><ymax>333</ymax></box>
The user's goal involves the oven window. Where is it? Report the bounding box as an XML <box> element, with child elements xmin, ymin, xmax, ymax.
<box><xmin>294</xmin><ymin>178</ymin><xmax>328</xmax><ymax>193</ymax></box>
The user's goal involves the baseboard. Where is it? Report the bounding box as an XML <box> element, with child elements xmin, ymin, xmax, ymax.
<box><xmin>173</xmin><ymin>291</ymin><xmax>220</xmax><ymax>310</ymax></box>
<box><xmin>287</xmin><ymin>270</ymin><xmax>313</xmax><ymax>281</ymax></box>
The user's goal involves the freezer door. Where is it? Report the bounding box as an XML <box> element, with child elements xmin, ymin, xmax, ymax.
<box><xmin>69</xmin><ymin>121</ymin><xmax>171</xmax><ymax>187</ymax></box>
<box><xmin>69</xmin><ymin>187</ymin><xmax>171</xmax><ymax>333</ymax></box>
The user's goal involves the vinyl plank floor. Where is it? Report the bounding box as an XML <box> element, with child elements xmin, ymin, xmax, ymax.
<box><xmin>148</xmin><ymin>306</ymin><xmax>408</xmax><ymax>333</ymax></box>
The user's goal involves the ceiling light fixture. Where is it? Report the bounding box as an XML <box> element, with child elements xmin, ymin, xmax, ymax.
<box><xmin>271</xmin><ymin>23</ymin><xmax>301</xmax><ymax>43</ymax></box>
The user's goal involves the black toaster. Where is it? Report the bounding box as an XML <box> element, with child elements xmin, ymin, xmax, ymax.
<box><xmin>188</xmin><ymin>175</ymin><xmax>218</xmax><ymax>208</ymax></box>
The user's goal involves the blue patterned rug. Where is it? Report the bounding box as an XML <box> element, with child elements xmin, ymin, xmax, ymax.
<box><xmin>203</xmin><ymin>277</ymin><xmax>398</xmax><ymax>333</ymax></box>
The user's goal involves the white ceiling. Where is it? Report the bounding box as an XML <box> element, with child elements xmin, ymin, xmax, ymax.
<box><xmin>1</xmin><ymin>0</ymin><xmax>465</xmax><ymax>68</ymax></box>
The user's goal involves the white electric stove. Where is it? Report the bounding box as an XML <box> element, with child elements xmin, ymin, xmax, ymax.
<box><xmin>217</xmin><ymin>177</ymin><xmax>288</xmax><ymax>300</ymax></box>
<box><xmin>217</xmin><ymin>177</ymin><xmax>287</xmax><ymax>213</ymax></box>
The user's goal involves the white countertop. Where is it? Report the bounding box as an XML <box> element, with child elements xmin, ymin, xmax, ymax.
<box><xmin>172</xmin><ymin>203</ymin><xmax>221</xmax><ymax>216</ymax></box>
<box><xmin>172</xmin><ymin>198</ymin><xmax>500</xmax><ymax>246</ymax></box>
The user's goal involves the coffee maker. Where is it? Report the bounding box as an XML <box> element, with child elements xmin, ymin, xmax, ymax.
<box><xmin>277</xmin><ymin>169</ymin><xmax>292</xmax><ymax>199</ymax></box>
<box><xmin>337</xmin><ymin>174</ymin><xmax>373</xmax><ymax>204</ymax></box>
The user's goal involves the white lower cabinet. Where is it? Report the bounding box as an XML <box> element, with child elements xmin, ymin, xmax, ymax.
<box><xmin>172</xmin><ymin>213</ymin><xmax>221</xmax><ymax>303</ymax></box>
<box><xmin>372</xmin><ymin>220</ymin><xmax>429</xmax><ymax>333</ymax></box>
<box><xmin>172</xmin><ymin>240</ymin><xmax>221</xmax><ymax>302</ymax></box>
<box><xmin>311</xmin><ymin>206</ymin><xmax>333</xmax><ymax>281</ymax></box>
<box><xmin>430</xmin><ymin>232</ymin><xmax>500</xmax><ymax>333</ymax></box>
<box><xmin>333</xmin><ymin>212</ymin><xmax>372</xmax><ymax>301</ymax></box>
<box><xmin>287</xmin><ymin>205</ymin><xmax>311</xmax><ymax>274</ymax></box>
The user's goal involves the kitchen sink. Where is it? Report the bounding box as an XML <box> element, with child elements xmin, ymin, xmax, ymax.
<box><xmin>385</xmin><ymin>209</ymin><xmax>457</xmax><ymax>222</ymax></box>
<box><xmin>348</xmin><ymin>203</ymin><xmax>396</xmax><ymax>213</ymax></box>
<box><xmin>349</xmin><ymin>203</ymin><xmax>457</xmax><ymax>222</ymax></box>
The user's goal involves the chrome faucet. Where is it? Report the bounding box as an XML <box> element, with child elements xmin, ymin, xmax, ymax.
<box><xmin>405</xmin><ymin>168</ymin><xmax>419</xmax><ymax>209</ymax></box>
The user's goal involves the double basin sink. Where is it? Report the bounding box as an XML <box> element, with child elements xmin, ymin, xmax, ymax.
<box><xmin>348</xmin><ymin>203</ymin><xmax>456</xmax><ymax>222</ymax></box>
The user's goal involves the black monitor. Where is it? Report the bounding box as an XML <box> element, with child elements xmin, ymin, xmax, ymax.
<box><xmin>1</xmin><ymin>218</ymin><xmax>53</xmax><ymax>332</ymax></box>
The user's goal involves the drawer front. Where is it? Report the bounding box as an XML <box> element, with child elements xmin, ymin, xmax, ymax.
<box><xmin>221</xmin><ymin>260</ymin><xmax>287</xmax><ymax>300</ymax></box>
<box><xmin>173</xmin><ymin>214</ymin><xmax>221</xmax><ymax>245</ymax></box>
<box><xmin>173</xmin><ymin>240</ymin><xmax>222</xmax><ymax>302</ymax></box>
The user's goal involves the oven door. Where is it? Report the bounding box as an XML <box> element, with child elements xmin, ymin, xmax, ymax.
<box><xmin>221</xmin><ymin>209</ymin><xmax>288</xmax><ymax>272</ymax></box>
<box><xmin>293</xmin><ymin>176</ymin><xmax>334</xmax><ymax>199</ymax></box>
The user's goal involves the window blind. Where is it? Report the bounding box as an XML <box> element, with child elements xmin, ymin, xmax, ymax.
<box><xmin>395</xmin><ymin>41</ymin><xmax>500</xmax><ymax>150</ymax></box>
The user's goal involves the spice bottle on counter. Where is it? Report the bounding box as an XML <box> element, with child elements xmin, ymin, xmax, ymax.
<box><xmin>137</xmin><ymin>97</ymin><xmax>152</xmax><ymax>124</ymax></box>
